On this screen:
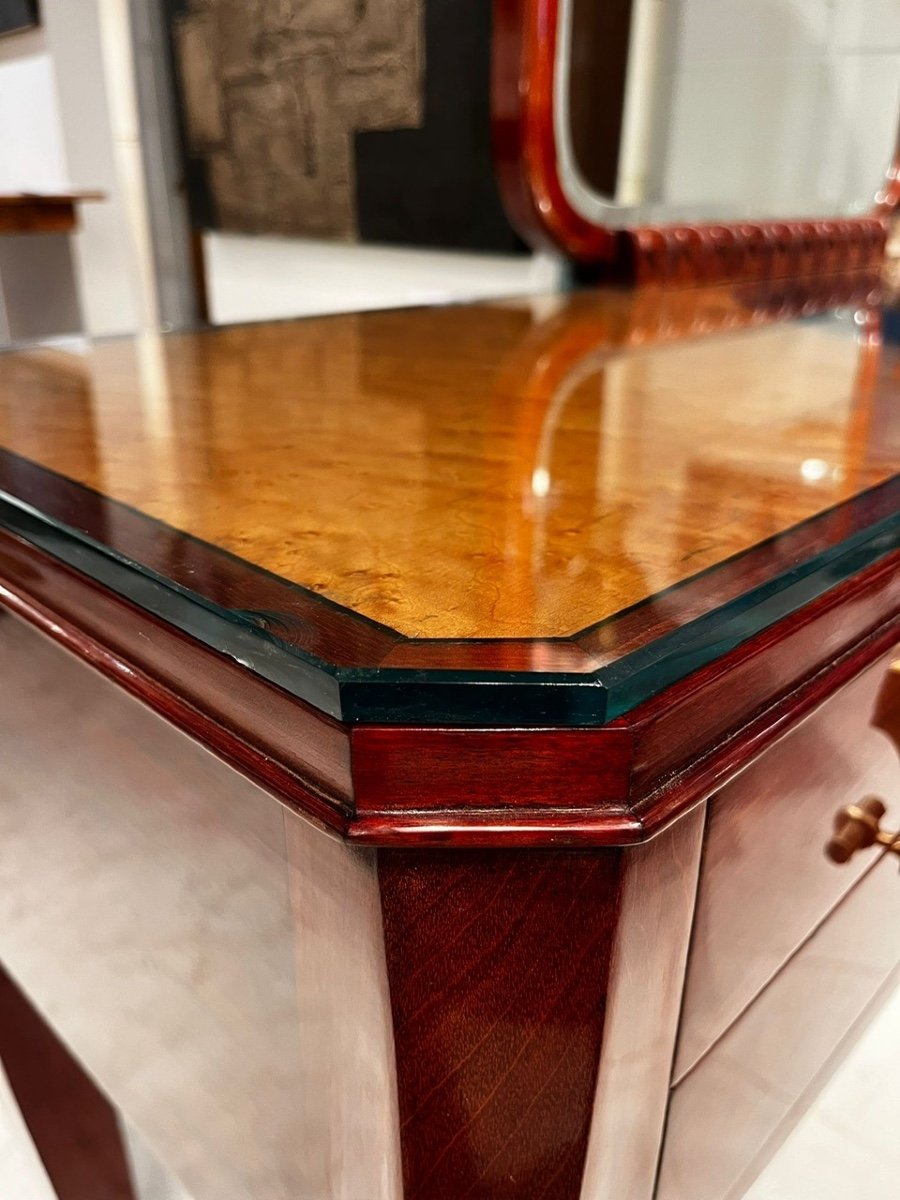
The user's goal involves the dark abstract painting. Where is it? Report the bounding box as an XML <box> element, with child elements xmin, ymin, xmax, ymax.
<box><xmin>164</xmin><ymin>0</ymin><xmax>523</xmax><ymax>253</ymax></box>
<box><xmin>0</xmin><ymin>1</ymin><xmax>39</xmax><ymax>36</ymax></box>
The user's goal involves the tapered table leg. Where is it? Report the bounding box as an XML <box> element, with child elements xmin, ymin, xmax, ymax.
<box><xmin>0</xmin><ymin>963</ymin><xmax>137</xmax><ymax>1200</ymax></box>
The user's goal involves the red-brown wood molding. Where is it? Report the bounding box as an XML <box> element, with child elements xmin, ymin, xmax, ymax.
<box><xmin>1</xmin><ymin>525</ymin><xmax>898</xmax><ymax>848</ymax></box>
<box><xmin>0</xmin><ymin>198</ymin><xmax>77</xmax><ymax>236</ymax></box>
<box><xmin>0</xmin><ymin>528</ymin><xmax>354</xmax><ymax>837</ymax></box>
<box><xmin>492</xmin><ymin>0</ymin><xmax>616</xmax><ymax>262</ymax></box>
<box><xmin>352</xmin><ymin>550</ymin><xmax>900</xmax><ymax>845</ymax></box>
<box><xmin>491</xmin><ymin>0</ymin><xmax>899</xmax><ymax>283</ymax></box>
<box><xmin>0</xmin><ymin>193</ymin><xmax>103</xmax><ymax>236</ymax></box>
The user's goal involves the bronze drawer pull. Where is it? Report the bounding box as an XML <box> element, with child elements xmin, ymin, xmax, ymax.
<box><xmin>826</xmin><ymin>798</ymin><xmax>900</xmax><ymax>865</ymax></box>
<box><xmin>826</xmin><ymin>662</ymin><xmax>900</xmax><ymax>867</ymax></box>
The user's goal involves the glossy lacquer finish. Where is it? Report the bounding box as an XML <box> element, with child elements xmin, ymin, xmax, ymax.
<box><xmin>0</xmin><ymin>280</ymin><xmax>897</xmax><ymax>726</ymax></box>
<box><xmin>2</xmin><ymin>288</ymin><xmax>899</xmax><ymax>1200</ymax></box>
<box><xmin>380</xmin><ymin>848</ymin><xmax>622</xmax><ymax>1199</ymax></box>
<box><xmin>379</xmin><ymin>813</ymin><xmax>704</xmax><ymax>1200</ymax></box>
<box><xmin>0</xmin><ymin>614</ymin><xmax>401</xmax><ymax>1200</ymax></box>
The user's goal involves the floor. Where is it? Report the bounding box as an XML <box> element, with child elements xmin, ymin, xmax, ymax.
<box><xmin>1</xmin><ymin>982</ymin><xmax>897</xmax><ymax>1200</ymax></box>
<box><xmin>744</xmin><ymin>979</ymin><xmax>900</xmax><ymax>1200</ymax></box>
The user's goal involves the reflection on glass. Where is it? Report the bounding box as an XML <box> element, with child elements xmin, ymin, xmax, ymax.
<box><xmin>0</xmin><ymin>278</ymin><xmax>895</xmax><ymax>720</ymax></box>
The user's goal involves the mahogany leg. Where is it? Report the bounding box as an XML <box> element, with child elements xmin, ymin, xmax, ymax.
<box><xmin>0</xmin><ymin>962</ymin><xmax>137</xmax><ymax>1200</ymax></box>
<box><xmin>378</xmin><ymin>848</ymin><xmax>625</xmax><ymax>1200</ymax></box>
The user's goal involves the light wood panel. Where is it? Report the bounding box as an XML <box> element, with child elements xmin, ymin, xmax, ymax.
<box><xmin>658</xmin><ymin>858</ymin><xmax>900</xmax><ymax>1200</ymax></box>
<box><xmin>675</xmin><ymin>643</ymin><xmax>900</xmax><ymax>1079</ymax></box>
<box><xmin>579</xmin><ymin>802</ymin><xmax>705</xmax><ymax>1200</ymax></box>
<box><xmin>0</xmin><ymin>612</ymin><xmax>401</xmax><ymax>1200</ymax></box>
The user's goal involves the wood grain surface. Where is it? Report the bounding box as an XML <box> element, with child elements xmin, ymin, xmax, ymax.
<box><xmin>377</xmin><ymin>805</ymin><xmax>705</xmax><ymax>1199</ymax></box>
<box><xmin>378</xmin><ymin>847</ymin><xmax>624</xmax><ymax>1199</ymax></box>
<box><xmin>0</xmin><ymin>288</ymin><xmax>892</xmax><ymax>643</ymax></box>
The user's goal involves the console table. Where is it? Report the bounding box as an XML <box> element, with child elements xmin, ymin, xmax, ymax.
<box><xmin>0</xmin><ymin>277</ymin><xmax>898</xmax><ymax>1200</ymax></box>
<box><xmin>0</xmin><ymin>192</ymin><xmax>102</xmax><ymax>346</ymax></box>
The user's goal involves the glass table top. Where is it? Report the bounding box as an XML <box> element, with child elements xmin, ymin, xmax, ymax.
<box><xmin>0</xmin><ymin>280</ymin><xmax>897</xmax><ymax>725</ymax></box>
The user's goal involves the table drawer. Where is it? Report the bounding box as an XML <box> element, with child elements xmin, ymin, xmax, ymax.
<box><xmin>675</xmin><ymin>645</ymin><xmax>900</xmax><ymax>1079</ymax></box>
<box><xmin>658</xmin><ymin>853</ymin><xmax>900</xmax><ymax>1200</ymax></box>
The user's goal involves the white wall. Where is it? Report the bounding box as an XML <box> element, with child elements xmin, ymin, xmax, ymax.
<box><xmin>0</xmin><ymin>29</ymin><xmax>68</xmax><ymax>192</ymax></box>
<box><xmin>656</xmin><ymin>0</ymin><xmax>900</xmax><ymax>217</ymax></box>
<box><xmin>41</xmin><ymin>0</ymin><xmax>149</xmax><ymax>335</ymax></box>
<box><xmin>0</xmin><ymin>3</ymin><xmax>560</xmax><ymax>336</ymax></box>
<box><xmin>3</xmin><ymin>1</ymin><xmax>897</xmax><ymax>338</ymax></box>
<box><xmin>0</xmin><ymin>3</ymin><xmax>151</xmax><ymax>337</ymax></box>
<box><xmin>204</xmin><ymin>234</ymin><xmax>564</xmax><ymax>325</ymax></box>
<box><xmin>0</xmin><ymin>27</ymin><xmax>81</xmax><ymax>344</ymax></box>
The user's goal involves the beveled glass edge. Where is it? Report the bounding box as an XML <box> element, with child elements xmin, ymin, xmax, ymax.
<box><xmin>0</xmin><ymin>447</ymin><xmax>402</xmax><ymax>645</ymax></box>
<box><xmin>0</xmin><ymin>494</ymin><xmax>602</xmax><ymax>724</ymax></box>
<box><xmin>600</xmin><ymin>512</ymin><xmax>899</xmax><ymax>718</ymax></box>
<box><xmin>0</xmin><ymin>484</ymin><xmax>897</xmax><ymax>727</ymax></box>
<box><xmin>0</xmin><ymin>494</ymin><xmax>344</xmax><ymax>718</ymax></box>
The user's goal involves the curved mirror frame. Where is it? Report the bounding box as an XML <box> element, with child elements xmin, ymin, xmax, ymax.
<box><xmin>493</xmin><ymin>0</ymin><xmax>900</xmax><ymax>268</ymax></box>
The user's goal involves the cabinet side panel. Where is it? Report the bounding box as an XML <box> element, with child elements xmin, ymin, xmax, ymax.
<box><xmin>0</xmin><ymin>609</ymin><xmax>401</xmax><ymax>1200</ymax></box>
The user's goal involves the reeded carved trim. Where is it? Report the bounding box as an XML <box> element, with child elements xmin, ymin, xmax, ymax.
<box><xmin>611</xmin><ymin>217</ymin><xmax>889</xmax><ymax>287</ymax></box>
<box><xmin>558</xmin><ymin>270</ymin><xmax>882</xmax><ymax>344</ymax></box>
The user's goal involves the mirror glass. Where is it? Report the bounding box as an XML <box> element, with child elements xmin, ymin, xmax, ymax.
<box><xmin>561</xmin><ymin>0</ymin><xmax>900</xmax><ymax>223</ymax></box>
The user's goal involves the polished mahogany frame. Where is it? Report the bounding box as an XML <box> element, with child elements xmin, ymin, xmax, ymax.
<box><xmin>0</xmin><ymin>276</ymin><xmax>898</xmax><ymax>845</ymax></box>
<box><xmin>491</xmin><ymin>0</ymin><xmax>900</xmax><ymax>282</ymax></box>
<box><xmin>380</xmin><ymin>847</ymin><xmax>624</xmax><ymax>1200</ymax></box>
<box><xmin>1</xmin><ymin>518</ymin><xmax>898</xmax><ymax>849</ymax></box>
